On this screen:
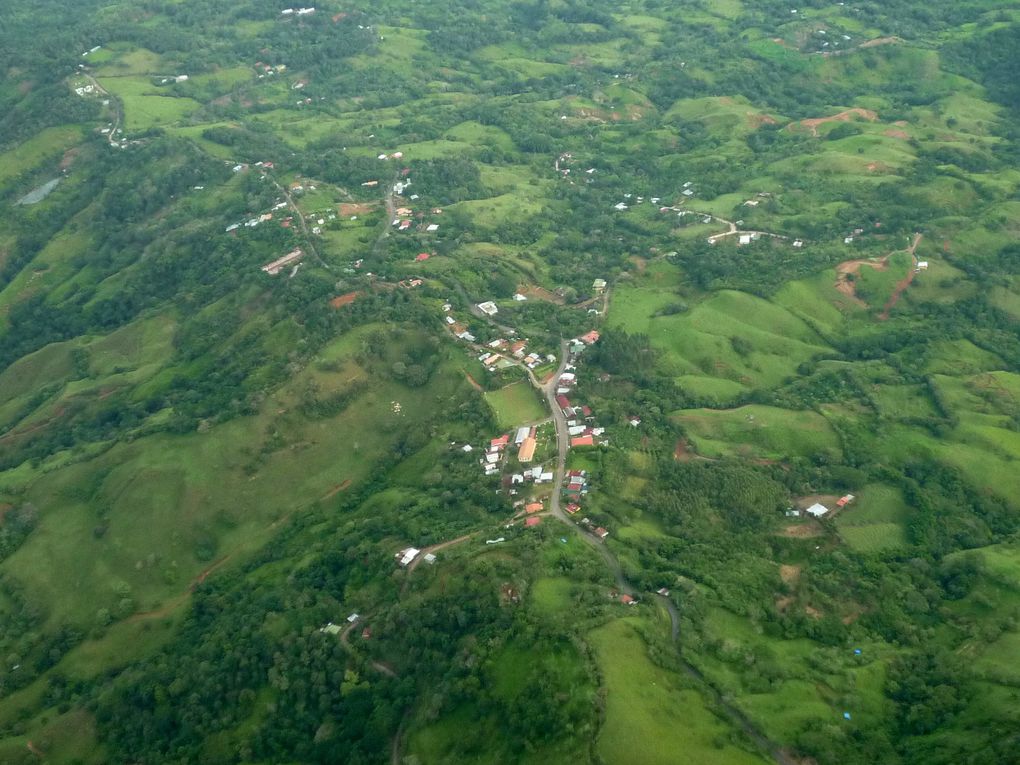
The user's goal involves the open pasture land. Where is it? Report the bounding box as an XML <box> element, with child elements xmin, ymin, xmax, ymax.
<box><xmin>98</xmin><ymin>76</ymin><xmax>200</xmax><ymax>130</ymax></box>
<box><xmin>675</xmin><ymin>404</ymin><xmax>841</xmax><ymax>461</ymax></box>
<box><xmin>484</xmin><ymin>381</ymin><xmax>546</xmax><ymax>429</ymax></box>
<box><xmin>835</xmin><ymin>484</ymin><xmax>912</xmax><ymax>551</ymax></box>
<box><xmin>591</xmin><ymin>617</ymin><xmax>768</xmax><ymax>765</ymax></box>
<box><xmin>0</xmin><ymin>126</ymin><xmax>82</xmax><ymax>187</ymax></box>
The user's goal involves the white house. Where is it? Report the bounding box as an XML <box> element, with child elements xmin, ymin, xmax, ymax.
<box><xmin>477</xmin><ymin>301</ymin><xmax>499</xmax><ymax>316</ymax></box>
<box><xmin>396</xmin><ymin>547</ymin><xmax>420</xmax><ymax>566</ymax></box>
<box><xmin>805</xmin><ymin>503</ymin><xmax>828</xmax><ymax>518</ymax></box>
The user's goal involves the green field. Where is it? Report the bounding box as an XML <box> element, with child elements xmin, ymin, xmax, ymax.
<box><xmin>484</xmin><ymin>381</ymin><xmax>546</xmax><ymax>429</ymax></box>
<box><xmin>0</xmin><ymin>126</ymin><xmax>81</xmax><ymax>186</ymax></box>
<box><xmin>98</xmin><ymin>76</ymin><xmax>200</xmax><ymax>130</ymax></box>
<box><xmin>590</xmin><ymin>618</ymin><xmax>768</xmax><ymax>765</ymax></box>
<box><xmin>835</xmin><ymin>484</ymin><xmax>912</xmax><ymax>553</ymax></box>
<box><xmin>675</xmin><ymin>405</ymin><xmax>841</xmax><ymax>460</ymax></box>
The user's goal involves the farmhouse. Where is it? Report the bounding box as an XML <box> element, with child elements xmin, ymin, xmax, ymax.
<box><xmin>396</xmin><ymin>547</ymin><xmax>420</xmax><ymax>566</ymax></box>
<box><xmin>491</xmin><ymin>434</ymin><xmax>510</xmax><ymax>449</ymax></box>
<box><xmin>580</xmin><ymin>330</ymin><xmax>600</xmax><ymax>344</ymax></box>
<box><xmin>805</xmin><ymin>503</ymin><xmax>828</xmax><ymax>518</ymax></box>
<box><xmin>261</xmin><ymin>248</ymin><xmax>304</xmax><ymax>275</ymax></box>
<box><xmin>477</xmin><ymin>301</ymin><xmax>499</xmax><ymax>316</ymax></box>
<box><xmin>620</xmin><ymin>594</ymin><xmax>636</xmax><ymax>605</ymax></box>
<box><xmin>592</xmin><ymin>278</ymin><xmax>607</xmax><ymax>294</ymax></box>
<box><xmin>571</xmin><ymin>435</ymin><xmax>594</xmax><ymax>448</ymax></box>
<box><xmin>836</xmin><ymin>494</ymin><xmax>856</xmax><ymax>508</ymax></box>
<box><xmin>594</xmin><ymin>527</ymin><xmax>609</xmax><ymax>539</ymax></box>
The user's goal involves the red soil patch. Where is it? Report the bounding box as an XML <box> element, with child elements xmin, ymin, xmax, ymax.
<box><xmin>321</xmin><ymin>479</ymin><xmax>352</xmax><ymax>501</ymax></box>
<box><xmin>797</xmin><ymin>108</ymin><xmax>878</xmax><ymax>137</ymax></box>
<box><xmin>859</xmin><ymin>36</ymin><xmax>902</xmax><ymax>49</ymax></box>
<box><xmin>330</xmin><ymin>291</ymin><xmax>359</xmax><ymax>309</ymax></box>
<box><xmin>834</xmin><ymin>257</ymin><xmax>888</xmax><ymax>303</ymax></box>
<box><xmin>338</xmin><ymin>202</ymin><xmax>375</xmax><ymax>216</ymax></box>
<box><xmin>59</xmin><ymin>147</ymin><xmax>80</xmax><ymax>170</ymax></box>
<box><xmin>778</xmin><ymin>522</ymin><xmax>825</xmax><ymax>539</ymax></box>
<box><xmin>878</xmin><ymin>233</ymin><xmax>923</xmax><ymax>320</ymax></box>
<box><xmin>519</xmin><ymin>284</ymin><xmax>564</xmax><ymax>305</ymax></box>
<box><xmin>673</xmin><ymin>439</ymin><xmax>694</xmax><ymax>461</ymax></box>
<box><xmin>883</xmin><ymin>129</ymin><xmax>909</xmax><ymax>140</ymax></box>
<box><xmin>748</xmin><ymin>112</ymin><xmax>779</xmax><ymax>129</ymax></box>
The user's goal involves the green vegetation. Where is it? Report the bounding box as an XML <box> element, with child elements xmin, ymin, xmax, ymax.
<box><xmin>484</xmin><ymin>381</ymin><xmax>546</xmax><ymax>429</ymax></box>
<box><xmin>2</xmin><ymin>0</ymin><xmax>1020</xmax><ymax>762</ymax></box>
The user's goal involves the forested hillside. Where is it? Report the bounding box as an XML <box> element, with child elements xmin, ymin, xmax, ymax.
<box><xmin>1</xmin><ymin>1</ymin><xmax>1019</xmax><ymax>763</ymax></box>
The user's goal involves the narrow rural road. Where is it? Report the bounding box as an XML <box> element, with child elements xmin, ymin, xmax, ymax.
<box><xmin>267</xmin><ymin>174</ymin><xmax>331</xmax><ymax>271</ymax></box>
<box><xmin>534</xmin><ymin>339</ymin><xmax>794</xmax><ymax>765</ymax></box>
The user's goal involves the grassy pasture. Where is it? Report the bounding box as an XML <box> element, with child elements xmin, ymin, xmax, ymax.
<box><xmin>675</xmin><ymin>404</ymin><xmax>841</xmax><ymax>460</ymax></box>
<box><xmin>835</xmin><ymin>484</ymin><xmax>912</xmax><ymax>551</ymax></box>
<box><xmin>484</xmin><ymin>381</ymin><xmax>546</xmax><ymax>429</ymax></box>
<box><xmin>0</xmin><ymin>126</ymin><xmax>81</xmax><ymax>187</ymax></box>
<box><xmin>98</xmin><ymin>76</ymin><xmax>200</xmax><ymax>130</ymax></box>
<box><xmin>590</xmin><ymin>617</ymin><xmax>768</xmax><ymax>765</ymax></box>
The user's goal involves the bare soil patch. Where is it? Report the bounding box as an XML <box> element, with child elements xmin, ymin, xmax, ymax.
<box><xmin>748</xmin><ymin>112</ymin><xmax>779</xmax><ymax>129</ymax></box>
<box><xmin>673</xmin><ymin>438</ymin><xmax>694</xmax><ymax>461</ymax></box>
<box><xmin>519</xmin><ymin>284</ymin><xmax>564</xmax><ymax>305</ymax></box>
<box><xmin>834</xmin><ymin>257</ymin><xmax>887</xmax><ymax>303</ymax></box>
<box><xmin>794</xmin><ymin>494</ymin><xmax>840</xmax><ymax>511</ymax></box>
<box><xmin>463</xmin><ymin>371</ymin><xmax>483</xmax><ymax>392</ymax></box>
<box><xmin>797</xmin><ymin>108</ymin><xmax>878</xmax><ymax>137</ymax></box>
<box><xmin>778</xmin><ymin>522</ymin><xmax>825</xmax><ymax>539</ymax></box>
<box><xmin>804</xmin><ymin>605</ymin><xmax>823</xmax><ymax>620</ymax></box>
<box><xmin>321</xmin><ymin>479</ymin><xmax>352</xmax><ymax>501</ymax></box>
<box><xmin>883</xmin><ymin>129</ymin><xmax>909</xmax><ymax>140</ymax></box>
<box><xmin>338</xmin><ymin>202</ymin><xmax>375</xmax><ymax>216</ymax></box>
<box><xmin>330</xmin><ymin>291</ymin><xmax>359</xmax><ymax>309</ymax></box>
<box><xmin>780</xmin><ymin>564</ymin><xmax>802</xmax><ymax>585</ymax></box>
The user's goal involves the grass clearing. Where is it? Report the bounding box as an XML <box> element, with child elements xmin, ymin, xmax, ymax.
<box><xmin>676</xmin><ymin>405</ymin><xmax>841</xmax><ymax>460</ymax></box>
<box><xmin>0</xmin><ymin>126</ymin><xmax>82</xmax><ymax>187</ymax></box>
<box><xmin>98</xmin><ymin>76</ymin><xmax>201</xmax><ymax>130</ymax></box>
<box><xmin>590</xmin><ymin>617</ymin><xmax>768</xmax><ymax>765</ymax></box>
<box><xmin>484</xmin><ymin>381</ymin><xmax>546</xmax><ymax>429</ymax></box>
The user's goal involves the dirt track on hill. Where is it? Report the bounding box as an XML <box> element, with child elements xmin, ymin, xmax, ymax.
<box><xmin>798</xmin><ymin>108</ymin><xmax>878</xmax><ymax>136</ymax></box>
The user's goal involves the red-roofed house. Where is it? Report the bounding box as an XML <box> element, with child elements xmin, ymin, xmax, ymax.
<box><xmin>620</xmin><ymin>594</ymin><xmax>636</xmax><ymax>605</ymax></box>
<box><xmin>556</xmin><ymin>395</ymin><xmax>571</xmax><ymax>410</ymax></box>
<box><xmin>836</xmin><ymin>494</ymin><xmax>856</xmax><ymax>508</ymax></box>
<box><xmin>580</xmin><ymin>330</ymin><xmax>600</xmax><ymax>344</ymax></box>
<box><xmin>565</xmin><ymin>503</ymin><xmax>580</xmax><ymax>514</ymax></box>
<box><xmin>491</xmin><ymin>435</ymin><xmax>510</xmax><ymax>449</ymax></box>
<box><xmin>525</xmin><ymin>516</ymin><xmax>541</xmax><ymax>527</ymax></box>
<box><xmin>571</xmin><ymin>435</ymin><xmax>594</xmax><ymax>448</ymax></box>
<box><xmin>581</xmin><ymin>405</ymin><xmax>593</xmax><ymax>417</ymax></box>
<box><xmin>415</xmin><ymin>252</ymin><xmax>430</xmax><ymax>262</ymax></box>
<box><xmin>594</xmin><ymin>527</ymin><xmax>609</xmax><ymax>539</ymax></box>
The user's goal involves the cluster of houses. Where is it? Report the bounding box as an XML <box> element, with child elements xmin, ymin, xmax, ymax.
<box><xmin>385</xmin><ymin>171</ymin><xmax>441</xmax><ymax>234</ymax></box>
<box><xmin>254</xmin><ymin>62</ymin><xmax>287</xmax><ymax>80</ymax></box>
<box><xmin>578</xmin><ymin>516</ymin><xmax>609</xmax><ymax>540</ymax></box>
<box><xmin>554</xmin><ymin>356</ymin><xmax>606</xmax><ymax>450</ymax></box>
